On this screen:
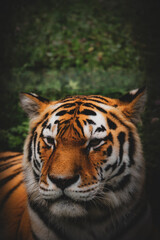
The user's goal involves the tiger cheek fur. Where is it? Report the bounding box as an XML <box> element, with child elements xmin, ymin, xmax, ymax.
<box><xmin>0</xmin><ymin>88</ymin><xmax>151</xmax><ymax>240</ymax></box>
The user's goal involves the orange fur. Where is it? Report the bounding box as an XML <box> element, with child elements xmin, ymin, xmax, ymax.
<box><xmin>0</xmin><ymin>88</ymin><xmax>147</xmax><ymax>240</ymax></box>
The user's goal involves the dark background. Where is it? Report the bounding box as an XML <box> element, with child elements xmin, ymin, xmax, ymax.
<box><xmin>0</xmin><ymin>0</ymin><xmax>160</xmax><ymax>228</ymax></box>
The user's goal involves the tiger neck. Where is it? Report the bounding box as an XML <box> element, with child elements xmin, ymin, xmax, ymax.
<box><xmin>28</xmin><ymin>195</ymin><xmax>150</xmax><ymax>240</ymax></box>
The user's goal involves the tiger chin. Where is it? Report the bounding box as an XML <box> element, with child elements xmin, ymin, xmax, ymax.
<box><xmin>0</xmin><ymin>87</ymin><xmax>153</xmax><ymax>240</ymax></box>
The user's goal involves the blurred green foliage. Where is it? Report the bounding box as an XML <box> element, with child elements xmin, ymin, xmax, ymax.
<box><xmin>0</xmin><ymin>0</ymin><xmax>145</xmax><ymax>151</ymax></box>
<box><xmin>11</xmin><ymin>0</ymin><xmax>142</xmax><ymax>70</ymax></box>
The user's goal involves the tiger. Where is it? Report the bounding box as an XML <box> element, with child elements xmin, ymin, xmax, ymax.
<box><xmin>0</xmin><ymin>87</ymin><xmax>156</xmax><ymax>240</ymax></box>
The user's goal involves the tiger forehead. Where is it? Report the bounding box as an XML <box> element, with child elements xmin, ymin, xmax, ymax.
<box><xmin>51</xmin><ymin>95</ymin><xmax>116</xmax><ymax>117</ymax></box>
<box><xmin>40</xmin><ymin>97</ymin><xmax>113</xmax><ymax>140</ymax></box>
<box><xmin>51</xmin><ymin>98</ymin><xmax>110</xmax><ymax>125</ymax></box>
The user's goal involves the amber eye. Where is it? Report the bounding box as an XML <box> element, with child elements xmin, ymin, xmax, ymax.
<box><xmin>89</xmin><ymin>138</ymin><xmax>102</xmax><ymax>148</ymax></box>
<box><xmin>44</xmin><ymin>136</ymin><xmax>54</xmax><ymax>146</ymax></box>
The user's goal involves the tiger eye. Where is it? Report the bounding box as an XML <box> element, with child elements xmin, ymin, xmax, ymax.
<box><xmin>89</xmin><ymin>138</ymin><xmax>102</xmax><ymax>147</ymax></box>
<box><xmin>46</xmin><ymin>137</ymin><xmax>54</xmax><ymax>145</ymax></box>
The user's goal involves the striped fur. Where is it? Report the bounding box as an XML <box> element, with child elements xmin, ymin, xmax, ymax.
<box><xmin>0</xmin><ymin>88</ymin><xmax>148</xmax><ymax>240</ymax></box>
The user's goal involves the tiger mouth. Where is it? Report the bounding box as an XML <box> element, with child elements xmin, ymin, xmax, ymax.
<box><xmin>45</xmin><ymin>192</ymin><xmax>103</xmax><ymax>210</ymax></box>
<box><xmin>46</xmin><ymin>194</ymin><xmax>76</xmax><ymax>205</ymax></box>
<box><xmin>45</xmin><ymin>193</ymin><xmax>110</xmax><ymax>219</ymax></box>
<box><xmin>45</xmin><ymin>194</ymin><xmax>90</xmax><ymax>207</ymax></box>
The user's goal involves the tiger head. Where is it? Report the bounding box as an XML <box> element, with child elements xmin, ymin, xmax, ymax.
<box><xmin>20</xmin><ymin>88</ymin><xmax>146</xmax><ymax>218</ymax></box>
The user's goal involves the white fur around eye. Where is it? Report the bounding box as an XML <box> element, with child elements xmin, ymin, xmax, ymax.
<box><xmin>43</xmin><ymin>128</ymin><xmax>52</xmax><ymax>137</ymax></box>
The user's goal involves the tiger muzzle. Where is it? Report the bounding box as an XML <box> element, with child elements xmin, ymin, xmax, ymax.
<box><xmin>48</xmin><ymin>174</ymin><xmax>80</xmax><ymax>190</ymax></box>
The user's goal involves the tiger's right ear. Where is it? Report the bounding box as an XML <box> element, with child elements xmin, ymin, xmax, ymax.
<box><xmin>19</xmin><ymin>93</ymin><xmax>49</xmax><ymax>119</ymax></box>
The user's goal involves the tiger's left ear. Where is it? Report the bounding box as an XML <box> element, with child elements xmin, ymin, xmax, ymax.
<box><xmin>20</xmin><ymin>92</ymin><xmax>50</xmax><ymax>119</ymax></box>
<box><xmin>118</xmin><ymin>87</ymin><xmax>147</xmax><ymax>124</ymax></box>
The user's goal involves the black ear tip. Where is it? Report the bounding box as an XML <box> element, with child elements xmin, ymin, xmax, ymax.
<box><xmin>119</xmin><ymin>92</ymin><xmax>133</xmax><ymax>102</ymax></box>
<box><xmin>119</xmin><ymin>86</ymin><xmax>146</xmax><ymax>103</ymax></box>
<box><xmin>137</xmin><ymin>86</ymin><xmax>146</xmax><ymax>94</ymax></box>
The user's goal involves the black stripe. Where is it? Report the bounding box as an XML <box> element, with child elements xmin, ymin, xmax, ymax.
<box><xmin>104</xmin><ymin>174</ymin><xmax>131</xmax><ymax>192</ymax></box>
<box><xmin>128</xmin><ymin>131</ymin><xmax>135</xmax><ymax>166</ymax></box>
<box><xmin>76</xmin><ymin>101</ymin><xmax>83</xmax><ymax>105</ymax></box>
<box><xmin>95</xmin><ymin>125</ymin><xmax>106</xmax><ymax>133</ymax></box>
<box><xmin>47</xmin><ymin>123</ymin><xmax>51</xmax><ymax>129</ymax></box>
<box><xmin>54</xmin><ymin>120</ymin><xmax>59</xmax><ymax>124</ymax></box>
<box><xmin>83</xmin><ymin>103</ymin><xmax>94</xmax><ymax>108</ymax></box>
<box><xmin>33</xmin><ymin>159</ymin><xmax>40</xmax><ymax>172</ymax></box>
<box><xmin>109</xmin><ymin>113</ymin><xmax>135</xmax><ymax>167</ymax></box>
<box><xmin>90</xmin><ymin>95</ymin><xmax>109</xmax><ymax>103</ymax></box>
<box><xmin>59</xmin><ymin>119</ymin><xmax>70</xmax><ymax>125</ymax></box>
<box><xmin>33</xmin><ymin>169</ymin><xmax>40</xmax><ymax>182</ymax></box>
<box><xmin>110</xmin><ymin>162</ymin><xmax>126</xmax><ymax>180</ymax></box>
<box><xmin>0</xmin><ymin>160</ymin><xmax>21</xmax><ymax>173</ymax></box>
<box><xmin>60</xmin><ymin>98</ymin><xmax>74</xmax><ymax>103</ymax></box>
<box><xmin>56</xmin><ymin>121</ymin><xmax>60</xmax><ymax>135</ymax></box>
<box><xmin>84</xmin><ymin>103</ymin><xmax>107</xmax><ymax>114</ymax></box>
<box><xmin>118</xmin><ymin>132</ymin><xmax>126</xmax><ymax>165</ymax></box>
<box><xmin>34</xmin><ymin>133</ymin><xmax>37</xmax><ymax>160</ymax></box>
<box><xmin>105</xmin><ymin>164</ymin><xmax>112</xmax><ymax>171</ymax></box>
<box><xmin>0</xmin><ymin>180</ymin><xmax>23</xmax><ymax>209</ymax></box>
<box><xmin>56</xmin><ymin>110</ymin><xmax>68</xmax><ymax>116</ymax></box>
<box><xmin>0</xmin><ymin>153</ymin><xmax>22</xmax><ymax>162</ymax></box>
<box><xmin>90</xmin><ymin>103</ymin><xmax>107</xmax><ymax>114</ymax></box>
<box><xmin>105</xmin><ymin>160</ymin><xmax>117</xmax><ymax>172</ymax></box>
<box><xmin>41</xmin><ymin>120</ymin><xmax>49</xmax><ymax>139</ymax></box>
<box><xmin>73</xmin><ymin>126</ymin><xmax>81</xmax><ymax>137</ymax></box>
<box><xmin>43</xmin><ymin>113</ymin><xmax>49</xmax><ymax>119</ymax></box>
<box><xmin>106</xmin><ymin>132</ymin><xmax>113</xmax><ymax>143</ymax></box>
<box><xmin>37</xmin><ymin>141</ymin><xmax>41</xmax><ymax>156</ymax></box>
<box><xmin>0</xmin><ymin>170</ymin><xmax>22</xmax><ymax>187</ymax></box>
<box><xmin>59</xmin><ymin>125</ymin><xmax>70</xmax><ymax>138</ymax></box>
<box><xmin>13</xmin><ymin>167</ymin><xmax>23</xmax><ymax>173</ymax></box>
<box><xmin>107</xmin><ymin>145</ymin><xmax>112</xmax><ymax>157</ymax></box>
<box><xmin>63</xmin><ymin>103</ymin><xmax>76</xmax><ymax>108</ymax></box>
<box><xmin>101</xmin><ymin>159</ymin><xmax>107</xmax><ymax>163</ymax></box>
<box><xmin>86</xmin><ymin>119</ymin><xmax>96</xmax><ymax>125</ymax></box>
<box><xmin>21</xmin><ymin>93</ymin><xmax>49</xmax><ymax>103</ymax></box>
<box><xmin>107</xmin><ymin>117</ymin><xmax>117</xmax><ymax>130</ymax></box>
<box><xmin>81</xmin><ymin>109</ymin><xmax>96</xmax><ymax>116</ymax></box>
<box><xmin>51</xmin><ymin>103</ymin><xmax>76</xmax><ymax>114</ymax></box>
<box><xmin>85</xmin><ymin>98</ymin><xmax>107</xmax><ymax>104</ymax></box>
<box><xmin>28</xmin><ymin>135</ymin><xmax>34</xmax><ymax>162</ymax></box>
<box><xmin>35</xmin><ymin>159</ymin><xmax>40</xmax><ymax>168</ymax></box>
<box><xmin>111</xmin><ymin>160</ymin><xmax>118</xmax><ymax>171</ymax></box>
<box><xmin>76</xmin><ymin>119</ymin><xmax>85</xmax><ymax>137</ymax></box>
<box><xmin>83</xmin><ymin>120</ymin><xmax>87</xmax><ymax>125</ymax></box>
<box><xmin>28</xmin><ymin>113</ymin><xmax>50</xmax><ymax>162</ymax></box>
<box><xmin>42</xmin><ymin>119</ymin><xmax>48</xmax><ymax>127</ymax></box>
<box><xmin>110</xmin><ymin>112</ymin><xmax>130</xmax><ymax>129</ymax></box>
<box><xmin>67</xmin><ymin>109</ymin><xmax>75</xmax><ymax>115</ymax></box>
<box><xmin>0</xmin><ymin>159</ymin><xmax>21</xmax><ymax>168</ymax></box>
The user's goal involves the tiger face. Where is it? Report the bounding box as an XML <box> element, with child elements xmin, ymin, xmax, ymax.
<box><xmin>20</xmin><ymin>88</ymin><xmax>146</xmax><ymax>218</ymax></box>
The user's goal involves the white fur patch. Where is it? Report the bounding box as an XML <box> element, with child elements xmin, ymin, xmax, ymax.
<box><xmin>49</xmin><ymin>201</ymin><xmax>87</xmax><ymax>217</ymax></box>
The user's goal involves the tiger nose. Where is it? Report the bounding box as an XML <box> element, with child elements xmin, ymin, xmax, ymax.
<box><xmin>48</xmin><ymin>174</ymin><xmax>80</xmax><ymax>190</ymax></box>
